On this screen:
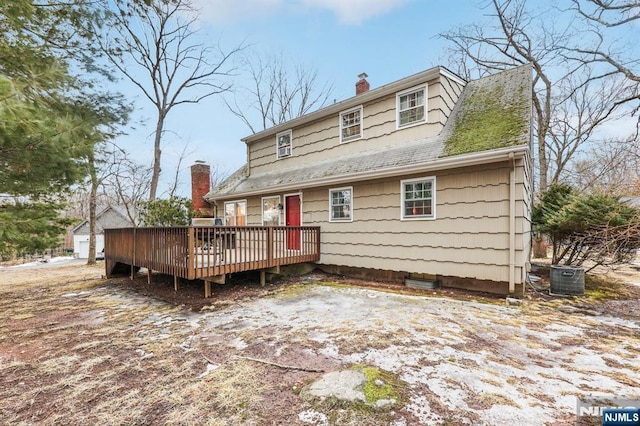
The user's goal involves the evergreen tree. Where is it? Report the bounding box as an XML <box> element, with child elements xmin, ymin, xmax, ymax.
<box><xmin>534</xmin><ymin>185</ymin><xmax>640</xmax><ymax>269</ymax></box>
<box><xmin>0</xmin><ymin>1</ymin><xmax>127</xmax><ymax>257</ymax></box>
<box><xmin>138</xmin><ymin>197</ymin><xmax>193</xmax><ymax>227</ymax></box>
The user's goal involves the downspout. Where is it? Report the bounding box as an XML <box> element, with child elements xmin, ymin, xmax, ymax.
<box><xmin>509</xmin><ymin>152</ymin><xmax>516</xmax><ymax>294</ymax></box>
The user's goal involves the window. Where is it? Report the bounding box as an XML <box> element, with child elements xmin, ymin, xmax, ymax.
<box><xmin>340</xmin><ymin>106</ymin><xmax>363</xmax><ymax>143</ymax></box>
<box><xmin>329</xmin><ymin>187</ymin><xmax>353</xmax><ymax>222</ymax></box>
<box><xmin>262</xmin><ymin>196</ymin><xmax>281</xmax><ymax>226</ymax></box>
<box><xmin>401</xmin><ymin>177</ymin><xmax>435</xmax><ymax>220</ymax></box>
<box><xmin>276</xmin><ymin>130</ymin><xmax>292</xmax><ymax>158</ymax></box>
<box><xmin>224</xmin><ymin>200</ymin><xmax>246</xmax><ymax>226</ymax></box>
<box><xmin>397</xmin><ymin>85</ymin><xmax>426</xmax><ymax>128</ymax></box>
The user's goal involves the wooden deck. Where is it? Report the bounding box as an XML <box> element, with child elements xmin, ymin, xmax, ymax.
<box><xmin>104</xmin><ymin>226</ymin><xmax>321</xmax><ymax>290</ymax></box>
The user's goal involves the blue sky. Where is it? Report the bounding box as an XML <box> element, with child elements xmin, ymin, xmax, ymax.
<box><xmin>111</xmin><ymin>0</ymin><xmax>637</xmax><ymax>198</ymax></box>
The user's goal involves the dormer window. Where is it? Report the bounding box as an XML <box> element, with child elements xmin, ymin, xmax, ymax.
<box><xmin>340</xmin><ymin>106</ymin><xmax>363</xmax><ymax>143</ymax></box>
<box><xmin>276</xmin><ymin>130</ymin><xmax>292</xmax><ymax>158</ymax></box>
<box><xmin>397</xmin><ymin>85</ymin><xmax>427</xmax><ymax>128</ymax></box>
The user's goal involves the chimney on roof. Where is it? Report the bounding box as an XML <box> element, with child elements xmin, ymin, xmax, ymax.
<box><xmin>191</xmin><ymin>161</ymin><xmax>213</xmax><ymax>217</ymax></box>
<box><xmin>356</xmin><ymin>72</ymin><xmax>369</xmax><ymax>95</ymax></box>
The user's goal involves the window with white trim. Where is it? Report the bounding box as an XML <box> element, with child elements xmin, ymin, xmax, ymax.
<box><xmin>276</xmin><ymin>130</ymin><xmax>292</xmax><ymax>158</ymax></box>
<box><xmin>329</xmin><ymin>187</ymin><xmax>353</xmax><ymax>222</ymax></box>
<box><xmin>397</xmin><ymin>85</ymin><xmax>426</xmax><ymax>128</ymax></box>
<box><xmin>262</xmin><ymin>196</ymin><xmax>280</xmax><ymax>226</ymax></box>
<box><xmin>340</xmin><ymin>106</ymin><xmax>363</xmax><ymax>142</ymax></box>
<box><xmin>401</xmin><ymin>177</ymin><xmax>435</xmax><ymax>220</ymax></box>
<box><xmin>224</xmin><ymin>200</ymin><xmax>247</xmax><ymax>226</ymax></box>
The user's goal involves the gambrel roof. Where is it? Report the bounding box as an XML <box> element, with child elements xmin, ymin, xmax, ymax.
<box><xmin>207</xmin><ymin>64</ymin><xmax>532</xmax><ymax>201</ymax></box>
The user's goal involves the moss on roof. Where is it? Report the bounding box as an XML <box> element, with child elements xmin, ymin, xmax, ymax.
<box><xmin>444</xmin><ymin>67</ymin><xmax>530</xmax><ymax>157</ymax></box>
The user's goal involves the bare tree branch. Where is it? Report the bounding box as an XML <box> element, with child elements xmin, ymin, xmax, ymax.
<box><xmin>570</xmin><ymin>0</ymin><xmax>640</xmax><ymax>27</ymax></box>
<box><xmin>225</xmin><ymin>50</ymin><xmax>333</xmax><ymax>133</ymax></box>
<box><xmin>100</xmin><ymin>0</ymin><xmax>244</xmax><ymax>200</ymax></box>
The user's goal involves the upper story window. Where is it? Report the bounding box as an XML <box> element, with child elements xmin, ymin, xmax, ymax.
<box><xmin>397</xmin><ymin>85</ymin><xmax>427</xmax><ymax>128</ymax></box>
<box><xmin>276</xmin><ymin>130</ymin><xmax>292</xmax><ymax>159</ymax></box>
<box><xmin>329</xmin><ymin>187</ymin><xmax>353</xmax><ymax>222</ymax></box>
<box><xmin>401</xmin><ymin>177</ymin><xmax>435</xmax><ymax>220</ymax></box>
<box><xmin>340</xmin><ymin>106</ymin><xmax>363</xmax><ymax>143</ymax></box>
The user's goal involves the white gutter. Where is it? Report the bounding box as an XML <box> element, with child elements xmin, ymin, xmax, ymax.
<box><xmin>207</xmin><ymin>145</ymin><xmax>529</xmax><ymax>202</ymax></box>
<box><xmin>509</xmin><ymin>152</ymin><xmax>516</xmax><ymax>294</ymax></box>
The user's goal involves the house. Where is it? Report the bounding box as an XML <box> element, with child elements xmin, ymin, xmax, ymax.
<box><xmin>72</xmin><ymin>206</ymin><xmax>134</xmax><ymax>258</ymax></box>
<box><xmin>199</xmin><ymin>65</ymin><xmax>533</xmax><ymax>294</ymax></box>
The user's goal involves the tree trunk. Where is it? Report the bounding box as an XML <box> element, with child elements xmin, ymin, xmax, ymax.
<box><xmin>537</xmin><ymin>131</ymin><xmax>548</xmax><ymax>191</ymax></box>
<box><xmin>87</xmin><ymin>152</ymin><xmax>98</xmax><ymax>265</ymax></box>
<box><xmin>149</xmin><ymin>114</ymin><xmax>165</xmax><ymax>201</ymax></box>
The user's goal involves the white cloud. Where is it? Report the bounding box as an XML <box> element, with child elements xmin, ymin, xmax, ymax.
<box><xmin>190</xmin><ymin>0</ymin><xmax>408</xmax><ymax>26</ymax></box>
<box><xmin>300</xmin><ymin>0</ymin><xmax>409</xmax><ymax>25</ymax></box>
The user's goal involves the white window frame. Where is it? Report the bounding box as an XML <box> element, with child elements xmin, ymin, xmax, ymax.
<box><xmin>400</xmin><ymin>177</ymin><xmax>436</xmax><ymax>221</ymax></box>
<box><xmin>276</xmin><ymin>129</ymin><xmax>293</xmax><ymax>159</ymax></box>
<box><xmin>396</xmin><ymin>84</ymin><xmax>427</xmax><ymax>129</ymax></box>
<box><xmin>261</xmin><ymin>195</ymin><xmax>281</xmax><ymax>226</ymax></box>
<box><xmin>329</xmin><ymin>186</ymin><xmax>353</xmax><ymax>222</ymax></box>
<box><xmin>339</xmin><ymin>105</ymin><xmax>363</xmax><ymax>143</ymax></box>
<box><xmin>224</xmin><ymin>199</ymin><xmax>247</xmax><ymax>226</ymax></box>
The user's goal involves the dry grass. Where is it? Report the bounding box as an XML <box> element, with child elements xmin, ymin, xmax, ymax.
<box><xmin>0</xmin><ymin>264</ymin><xmax>278</xmax><ymax>425</ymax></box>
<box><xmin>465</xmin><ymin>392</ymin><xmax>521</xmax><ymax>409</ymax></box>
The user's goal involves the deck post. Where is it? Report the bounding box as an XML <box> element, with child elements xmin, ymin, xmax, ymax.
<box><xmin>267</xmin><ymin>227</ymin><xmax>274</xmax><ymax>267</ymax></box>
<box><xmin>174</xmin><ymin>276</ymin><xmax>179</xmax><ymax>291</ymax></box>
<box><xmin>147</xmin><ymin>269</ymin><xmax>152</xmax><ymax>284</ymax></box>
<box><xmin>260</xmin><ymin>270</ymin><xmax>266</xmax><ymax>287</ymax></box>
<box><xmin>203</xmin><ymin>274</ymin><xmax>225</xmax><ymax>298</ymax></box>
<box><xmin>131</xmin><ymin>227</ymin><xmax>136</xmax><ymax>280</ymax></box>
<box><xmin>188</xmin><ymin>227</ymin><xmax>195</xmax><ymax>280</ymax></box>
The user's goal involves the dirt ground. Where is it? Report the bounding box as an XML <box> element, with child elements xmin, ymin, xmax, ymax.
<box><xmin>0</xmin><ymin>260</ymin><xmax>639</xmax><ymax>425</ymax></box>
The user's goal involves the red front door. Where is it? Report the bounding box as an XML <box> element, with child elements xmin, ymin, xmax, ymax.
<box><xmin>286</xmin><ymin>195</ymin><xmax>301</xmax><ymax>250</ymax></box>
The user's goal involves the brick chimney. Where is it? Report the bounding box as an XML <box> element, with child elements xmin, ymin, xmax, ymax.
<box><xmin>191</xmin><ymin>161</ymin><xmax>213</xmax><ymax>217</ymax></box>
<box><xmin>356</xmin><ymin>72</ymin><xmax>369</xmax><ymax>95</ymax></box>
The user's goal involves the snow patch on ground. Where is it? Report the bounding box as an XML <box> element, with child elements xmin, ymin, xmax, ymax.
<box><xmin>297</xmin><ymin>409</ymin><xmax>328</xmax><ymax>425</ymax></box>
<box><xmin>2</xmin><ymin>256</ymin><xmax>81</xmax><ymax>269</ymax></box>
<box><xmin>108</xmin><ymin>283</ymin><xmax>639</xmax><ymax>424</ymax></box>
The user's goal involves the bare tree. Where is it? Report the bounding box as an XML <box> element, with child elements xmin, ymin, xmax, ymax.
<box><xmin>104</xmin><ymin>149</ymin><xmax>152</xmax><ymax>226</ymax></box>
<box><xmin>569</xmin><ymin>136</ymin><xmax>640</xmax><ymax>195</ymax></box>
<box><xmin>568</xmin><ymin>0</ymin><xmax>640</xmax><ymax>118</ymax></box>
<box><xmin>225</xmin><ymin>51</ymin><xmax>333</xmax><ymax>133</ymax></box>
<box><xmin>572</xmin><ymin>0</ymin><xmax>639</xmax><ymax>27</ymax></box>
<box><xmin>547</xmin><ymin>71</ymin><xmax>632</xmax><ymax>184</ymax></box>
<box><xmin>439</xmin><ymin>0</ymin><xmax>566</xmax><ymax>190</ymax></box>
<box><xmin>101</xmin><ymin>0</ymin><xmax>243</xmax><ymax>200</ymax></box>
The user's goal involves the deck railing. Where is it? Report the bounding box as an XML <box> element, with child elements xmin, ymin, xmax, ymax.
<box><xmin>104</xmin><ymin>226</ymin><xmax>321</xmax><ymax>280</ymax></box>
